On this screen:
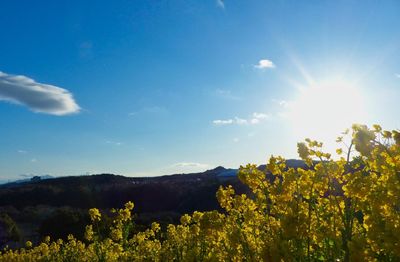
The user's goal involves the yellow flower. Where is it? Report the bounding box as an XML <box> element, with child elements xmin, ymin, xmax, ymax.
<box><xmin>125</xmin><ymin>201</ymin><xmax>134</xmax><ymax>210</ymax></box>
<box><xmin>44</xmin><ymin>236</ymin><xmax>50</xmax><ymax>243</ymax></box>
<box><xmin>111</xmin><ymin>228</ymin><xmax>123</xmax><ymax>241</ymax></box>
<box><xmin>89</xmin><ymin>208</ymin><xmax>101</xmax><ymax>222</ymax></box>
<box><xmin>151</xmin><ymin>222</ymin><xmax>160</xmax><ymax>232</ymax></box>
<box><xmin>85</xmin><ymin>225</ymin><xmax>94</xmax><ymax>241</ymax></box>
<box><xmin>297</xmin><ymin>142</ymin><xmax>310</xmax><ymax>159</ymax></box>
<box><xmin>180</xmin><ymin>214</ymin><xmax>191</xmax><ymax>225</ymax></box>
<box><xmin>25</xmin><ymin>241</ymin><xmax>32</xmax><ymax>248</ymax></box>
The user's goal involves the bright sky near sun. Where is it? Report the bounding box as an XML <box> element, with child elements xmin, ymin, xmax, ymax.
<box><xmin>1</xmin><ymin>0</ymin><xmax>399</xmax><ymax>180</ymax></box>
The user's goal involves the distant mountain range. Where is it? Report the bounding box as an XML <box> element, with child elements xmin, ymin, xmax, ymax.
<box><xmin>0</xmin><ymin>175</ymin><xmax>54</xmax><ymax>185</ymax></box>
<box><xmin>0</xmin><ymin>160</ymin><xmax>309</xmax><ymax>212</ymax></box>
<box><xmin>0</xmin><ymin>159</ymin><xmax>308</xmax><ymax>186</ymax></box>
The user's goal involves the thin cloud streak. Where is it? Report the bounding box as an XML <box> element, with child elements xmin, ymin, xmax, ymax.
<box><xmin>216</xmin><ymin>0</ymin><xmax>225</xmax><ymax>9</ymax></box>
<box><xmin>213</xmin><ymin>119</ymin><xmax>234</xmax><ymax>125</ymax></box>
<box><xmin>171</xmin><ymin>162</ymin><xmax>209</xmax><ymax>168</ymax></box>
<box><xmin>213</xmin><ymin>112</ymin><xmax>270</xmax><ymax>126</ymax></box>
<box><xmin>106</xmin><ymin>140</ymin><xmax>122</xmax><ymax>146</ymax></box>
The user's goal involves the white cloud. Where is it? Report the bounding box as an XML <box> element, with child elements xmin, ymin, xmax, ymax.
<box><xmin>252</xmin><ymin>112</ymin><xmax>269</xmax><ymax>119</ymax></box>
<box><xmin>30</xmin><ymin>158</ymin><xmax>37</xmax><ymax>163</ymax></box>
<box><xmin>213</xmin><ymin>118</ymin><xmax>247</xmax><ymax>125</ymax></box>
<box><xmin>216</xmin><ymin>0</ymin><xmax>225</xmax><ymax>9</ymax></box>
<box><xmin>17</xmin><ymin>150</ymin><xmax>28</xmax><ymax>154</ymax></box>
<box><xmin>250</xmin><ymin>112</ymin><xmax>269</xmax><ymax>124</ymax></box>
<box><xmin>0</xmin><ymin>71</ymin><xmax>80</xmax><ymax>115</ymax></box>
<box><xmin>250</xmin><ymin>118</ymin><xmax>260</xmax><ymax>124</ymax></box>
<box><xmin>171</xmin><ymin>162</ymin><xmax>209</xmax><ymax>168</ymax></box>
<box><xmin>213</xmin><ymin>119</ymin><xmax>234</xmax><ymax>125</ymax></box>
<box><xmin>213</xmin><ymin>112</ymin><xmax>269</xmax><ymax>126</ymax></box>
<box><xmin>233</xmin><ymin>137</ymin><xmax>239</xmax><ymax>143</ymax></box>
<box><xmin>254</xmin><ymin>59</ymin><xmax>275</xmax><ymax>69</ymax></box>
<box><xmin>234</xmin><ymin>117</ymin><xmax>248</xmax><ymax>125</ymax></box>
<box><xmin>396</xmin><ymin>73</ymin><xmax>400</xmax><ymax>78</ymax></box>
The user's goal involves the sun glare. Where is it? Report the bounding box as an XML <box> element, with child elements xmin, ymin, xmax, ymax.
<box><xmin>287</xmin><ymin>79</ymin><xmax>367</xmax><ymax>147</ymax></box>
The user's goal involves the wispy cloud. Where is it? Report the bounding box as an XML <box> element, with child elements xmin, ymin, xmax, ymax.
<box><xmin>106</xmin><ymin>140</ymin><xmax>122</xmax><ymax>146</ymax></box>
<box><xmin>171</xmin><ymin>162</ymin><xmax>209</xmax><ymax>168</ymax></box>
<box><xmin>213</xmin><ymin>112</ymin><xmax>270</xmax><ymax>126</ymax></box>
<box><xmin>215</xmin><ymin>88</ymin><xmax>240</xmax><ymax>100</ymax></box>
<box><xmin>30</xmin><ymin>158</ymin><xmax>37</xmax><ymax>163</ymax></box>
<box><xmin>254</xmin><ymin>59</ymin><xmax>275</xmax><ymax>70</ymax></box>
<box><xmin>271</xmin><ymin>99</ymin><xmax>293</xmax><ymax>119</ymax></box>
<box><xmin>0</xmin><ymin>71</ymin><xmax>80</xmax><ymax>115</ymax></box>
<box><xmin>216</xmin><ymin>0</ymin><xmax>225</xmax><ymax>9</ymax></box>
<box><xmin>252</xmin><ymin>112</ymin><xmax>269</xmax><ymax>119</ymax></box>
<box><xmin>395</xmin><ymin>73</ymin><xmax>400</xmax><ymax>78</ymax></box>
<box><xmin>17</xmin><ymin>150</ymin><xmax>28</xmax><ymax>154</ymax></box>
<box><xmin>250</xmin><ymin>112</ymin><xmax>269</xmax><ymax>124</ymax></box>
<box><xmin>278</xmin><ymin>100</ymin><xmax>289</xmax><ymax>108</ymax></box>
<box><xmin>272</xmin><ymin>99</ymin><xmax>289</xmax><ymax>108</ymax></box>
<box><xmin>235</xmin><ymin>117</ymin><xmax>248</xmax><ymax>125</ymax></box>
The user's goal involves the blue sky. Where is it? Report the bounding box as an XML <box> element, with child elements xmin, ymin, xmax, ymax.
<box><xmin>1</xmin><ymin>0</ymin><xmax>399</xmax><ymax>180</ymax></box>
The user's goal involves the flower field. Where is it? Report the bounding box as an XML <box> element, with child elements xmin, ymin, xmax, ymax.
<box><xmin>1</xmin><ymin>124</ymin><xmax>399</xmax><ymax>261</ymax></box>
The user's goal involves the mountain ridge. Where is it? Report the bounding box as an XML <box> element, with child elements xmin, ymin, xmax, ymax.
<box><xmin>0</xmin><ymin>159</ymin><xmax>308</xmax><ymax>186</ymax></box>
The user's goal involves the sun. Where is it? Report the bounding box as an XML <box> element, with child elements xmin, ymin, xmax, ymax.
<box><xmin>286</xmin><ymin>79</ymin><xmax>367</xmax><ymax>147</ymax></box>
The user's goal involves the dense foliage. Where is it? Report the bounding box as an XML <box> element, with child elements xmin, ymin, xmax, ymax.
<box><xmin>0</xmin><ymin>213</ymin><xmax>21</xmax><ymax>245</ymax></box>
<box><xmin>1</xmin><ymin>124</ymin><xmax>399</xmax><ymax>261</ymax></box>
